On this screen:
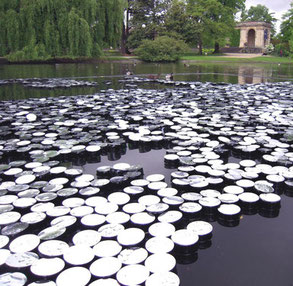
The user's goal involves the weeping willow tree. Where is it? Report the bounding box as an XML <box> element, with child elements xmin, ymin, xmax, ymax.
<box><xmin>0</xmin><ymin>0</ymin><xmax>127</xmax><ymax>60</ymax></box>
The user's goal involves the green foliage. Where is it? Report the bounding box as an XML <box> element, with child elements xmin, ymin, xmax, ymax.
<box><xmin>6</xmin><ymin>51</ymin><xmax>26</xmax><ymax>62</ymax></box>
<box><xmin>127</xmin><ymin>0</ymin><xmax>244</xmax><ymax>53</ymax></box>
<box><xmin>202</xmin><ymin>48</ymin><xmax>214</xmax><ymax>55</ymax></box>
<box><xmin>135</xmin><ymin>36</ymin><xmax>189</xmax><ymax>62</ymax></box>
<box><xmin>241</xmin><ymin>4</ymin><xmax>276</xmax><ymax>23</ymax></box>
<box><xmin>163</xmin><ymin>0</ymin><xmax>199</xmax><ymax>45</ymax></box>
<box><xmin>126</xmin><ymin>0</ymin><xmax>171</xmax><ymax>49</ymax></box>
<box><xmin>229</xmin><ymin>29</ymin><xmax>240</xmax><ymax>47</ymax></box>
<box><xmin>6</xmin><ymin>42</ymin><xmax>50</xmax><ymax>62</ymax></box>
<box><xmin>127</xmin><ymin>27</ymin><xmax>152</xmax><ymax>50</ymax></box>
<box><xmin>0</xmin><ymin>0</ymin><xmax>127</xmax><ymax>60</ymax></box>
<box><xmin>264</xmin><ymin>43</ymin><xmax>274</xmax><ymax>55</ymax></box>
<box><xmin>281</xmin><ymin>3</ymin><xmax>293</xmax><ymax>41</ymax></box>
<box><xmin>279</xmin><ymin>2</ymin><xmax>293</xmax><ymax>57</ymax></box>
<box><xmin>186</xmin><ymin>0</ymin><xmax>244</xmax><ymax>53</ymax></box>
<box><xmin>6</xmin><ymin>9</ymin><xmax>20</xmax><ymax>52</ymax></box>
<box><xmin>241</xmin><ymin>4</ymin><xmax>277</xmax><ymax>35</ymax></box>
<box><xmin>92</xmin><ymin>43</ymin><xmax>103</xmax><ymax>57</ymax></box>
<box><xmin>187</xmin><ymin>0</ymin><xmax>220</xmax><ymax>48</ymax></box>
<box><xmin>68</xmin><ymin>8</ymin><xmax>81</xmax><ymax>57</ymax></box>
<box><xmin>0</xmin><ymin>12</ymin><xmax>7</xmax><ymax>56</ymax></box>
<box><xmin>274</xmin><ymin>43</ymin><xmax>290</xmax><ymax>57</ymax></box>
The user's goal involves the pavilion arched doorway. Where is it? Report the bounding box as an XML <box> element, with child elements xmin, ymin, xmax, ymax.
<box><xmin>247</xmin><ymin>29</ymin><xmax>255</xmax><ymax>47</ymax></box>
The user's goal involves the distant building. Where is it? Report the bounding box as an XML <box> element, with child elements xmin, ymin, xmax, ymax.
<box><xmin>236</xmin><ymin>22</ymin><xmax>271</xmax><ymax>52</ymax></box>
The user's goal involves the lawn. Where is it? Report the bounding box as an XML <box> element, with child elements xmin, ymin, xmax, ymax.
<box><xmin>100</xmin><ymin>52</ymin><xmax>293</xmax><ymax>64</ymax></box>
<box><xmin>180</xmin><ymin>55</ymin><xmax>293</xmax><ymax>64</ymax></box>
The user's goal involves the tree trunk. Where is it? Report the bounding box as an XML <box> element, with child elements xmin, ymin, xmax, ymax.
<box><xmin>121</xmin><ymin>7</ymin><xmax>130</xmax><ymax>54</ymax></box>
<box><xmin>213</xmin><ymin>42</ymin><xmax>220</xmax><ymax>54</ymax></box>
<box><xmin>199</xmin><ymin>39</ymin><xmax>203</xmax><ymax>55</ymax></box>
<box><xmin>121</xmin><ymin>23</ymin><xmax>127</xmax><ymax>54</ymax></box>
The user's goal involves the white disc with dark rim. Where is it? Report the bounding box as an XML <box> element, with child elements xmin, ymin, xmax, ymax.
<box><xmin>88</xmin><ymin>279</ymin><xmax>119</xmax><ymax>286</ymax></box>
<box><xmin>93</xmin><ymin>240</ymin><xmax>122</xmax><ymax>257</ymax></box>
<box><xmin>145</xmin><ymin>272</ymin><xmax>180</xmax><ymax>286</ymax></box>
<box><xmin>144</xmin><ymin>253</ymin><xmax>176</xmax><ymax>273</ymax></box>
<box><xmin>218</xmin><ymin>204</ymin><xmax>241</xmax><ymax>216</ymax></box>
<box><xmin>145</xmin><ymin>237</ymin><xmax>174</xmax><ymax>254</ymax></box>
<box><xmin>118</xmin><ymin>248</ymin><xmax>148</xmax><ymax>265</ymax></box>
<box><xmin>90</xmin><ymin>257</ymin><xmax>122</xmax><ymax>278</ymax></box>
<box><xmin>117</xmin><ymin>264</ymin><xmax>150</xmax><ymax>285</ymax></box>
<box><xmin>187</xmin><ymin>221</ymin><xmax>213</xmax><ymax>236</ymax></box>
<box><xmin>56</xmin><ymin>267</ymin><xmax>91</xmax><ymax>286</ymax></box>
<box><xmin>117</xmin><ymin>228</ymin><xmax>145</xmax><ymax>247</ymax></box>
<box><xmin>9</xmin><ymin>234</ymin><xmax>40</xmax><ymax>253</ymax></box>
<box><xmin>63</xmin><ymin>245</ymin><xmax>95</xmax><ymax>265</ymax></box>
<box><xmin>38</xmin><ymin>240</ymin><xmax>69</xmax><ymax>257</ymax></box>
<box><xmin>30</xmin><ymin>257</ymin><xmax>65</xmax><ymax>277</ymax></box>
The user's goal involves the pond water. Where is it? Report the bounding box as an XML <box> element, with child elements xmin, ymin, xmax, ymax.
<box><xmin>1</xmin><ymin>61</ymin><xmax>293</xmax><ymax>100</ymax></box>
<box><xmin>0</xmin><ymin>62</ymin><xmax>293</xmax><ymax>286</ymax></box>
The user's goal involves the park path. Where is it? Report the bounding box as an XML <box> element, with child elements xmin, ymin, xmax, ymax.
<box><xmin>222</xmin><ymin>53</ymin><xmax>264</xmax><ymax>58</ymax></box>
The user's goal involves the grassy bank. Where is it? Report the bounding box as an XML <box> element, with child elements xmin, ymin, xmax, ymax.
<box><xmin>101</xmin><ymin>52</ymin><xmax>292</xmax><ymax>64</ymax></box>
<box><xmin>2</xmin><ymin>54</ymin><xmax>292</xmax><ymax>65</ymax></box>
<box><xmin>181</xmin><ymin>55</ymin><xmax>293</xmax><ymax>64</ymax></box>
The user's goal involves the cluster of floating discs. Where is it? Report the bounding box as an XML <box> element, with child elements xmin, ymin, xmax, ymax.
<box><xmin>0</xmin><ymin>78</ymin><xmax>293</xmax><ymax>285</ymax></box>
<box><xmin>0</xmin><ymin>78</ymin><xmax>98</xmax><ymax>89</ymax></box>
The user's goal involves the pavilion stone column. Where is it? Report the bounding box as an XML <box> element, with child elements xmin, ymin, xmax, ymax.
<box><xmin>239</xmin><ymin>28</ymin><xmax>248</xmax><ymax>48</ymax></box>
<box><xmin>255</xmin><ymin>28</ymin><xmax>264</xmax><ymax>48</ymax></box>
<box><xmin>266</xmin><ymin>29</ymin><xmax>271</xmax><ymax>46</ymax></box>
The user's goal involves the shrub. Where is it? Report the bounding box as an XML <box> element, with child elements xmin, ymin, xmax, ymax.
<box><xmin>274</xmin><ymin>43</ymin><xmax>290</xmax><ymax>57</ymax></box>
<box><xmin>92</xmin><ymin>43</ymin><xmax>103</xmax><ymax>57</ymax></box>
<box><xmin>6</xmin><ymin>50</ymin><xmax>26</xmax><ymax>62</ymax></box>
<box><xmin>264</xmin><ymin>43</ymin><xmax>274</xmax><ymax>55</ymax></box>
<box><xmin>6</xmin><ymin>43</ymin><xmax>50</xmax><ymax>62</ymax></box>
<box><xmin>135</xmin><ymin>36</ymin><xmax>189</xmax><ymax>62</ymax></box>
<box><xmin>202</xmin><ymin>48</ymin><xmax>214</xmax><ymax>55</ymax></box>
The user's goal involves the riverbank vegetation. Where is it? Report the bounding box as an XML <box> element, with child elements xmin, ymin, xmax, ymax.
<box><xmin>135</xmin><ymin>36</ymin><xmax>188</xmax><ymax>62</ymax></box>
<box><xmin>1</xmin><ymin>0</ymin><xmax>293</xmax><ymax>63</ymax></box>
<box><xmin>125</xmin><ymin>1</ymin><xmax>293</xmax><ymax>60</ymax></box>
<box><xmin>0</xmin><ymin>0</ymin><xmax>126</xmax><ymax>61</ymax></box>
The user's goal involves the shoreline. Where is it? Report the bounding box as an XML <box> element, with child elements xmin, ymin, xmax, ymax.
<box><xmin>0</xmin><ymin>55</ymin><xmax>291</xmax><ymax>65</ymax></box>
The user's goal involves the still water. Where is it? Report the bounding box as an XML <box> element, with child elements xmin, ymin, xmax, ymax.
<box><xmin>0</xmin><ymin>62</ymin><xmax>293</xmax><ymax>286</ymax></box>
<box><xmin>1</xmin><ymin>61</ymin><xmax>293</xmax><ymax>100</ymax></box>
<box><xmin>81</xmin><ymin>146</ymin><xmax>293</xmax><ymax>286</ymax></box>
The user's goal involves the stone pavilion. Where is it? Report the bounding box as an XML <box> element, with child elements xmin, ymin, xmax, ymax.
<box><xmin>236</xmin><ymin>22</ymin><xmax>271</xmax><ymax>52</ymax></box>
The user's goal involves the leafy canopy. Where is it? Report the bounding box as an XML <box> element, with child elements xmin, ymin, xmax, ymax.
<box><xmin>135</xmin><ymin>35</ymin><xmax>188</xmax><ymax>62</ymax></box>
<box><xmin>0</xmin><ymin>0</ymin><xmax>127</xmax><ymax>60</ymax></box>
<box><xmin>241</xmin><ymin>4</ymin><xmax>277</xmax><ymax>35</ymax></box>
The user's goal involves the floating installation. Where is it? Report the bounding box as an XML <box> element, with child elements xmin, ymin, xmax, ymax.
<box><xmin>0</xmin><ymin>78</ymin><xmax>292</xmax><ymax>285</ymax></box>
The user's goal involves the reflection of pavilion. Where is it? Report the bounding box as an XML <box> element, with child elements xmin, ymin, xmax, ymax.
<box><xmin>236</xmin><ymin>22</ymin><xmax>271</xmax><ymax>52</ymax></box>
<box><xmin>238</xmin><ymin>65</ymin><xmax>273</xmax><ymax>84</ymax></box>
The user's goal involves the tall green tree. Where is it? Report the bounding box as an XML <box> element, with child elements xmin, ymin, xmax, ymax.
<box><xmin>241</xmin><ymin>4</ymin><xmax>277</xmax><ymax>35</ymax></box>
<box><xmin>279</xmin><ymin>1</ymin><xmax>293</xmax><ymax>56</ymax></box>
<box><xmin>127</xmin><ymin>0</ymin><xmax>171</xmax><ymax>49</ymax></box>
<box><xmin>241</xmin><ymin>4</ymin><xmax>276</xmax><ymax>23</ymax></box>
<box><xmin>0</xmin><ymin>0</ymin><xmax>127</xmax><ymax>59</ymax></box>
<box><xmin>163</xmin><ymin>0</ymin><xmax>198</xmax><ymax>45</ymax></box>
<box><xmin>280</xmin><ymin>2</ymin><xmax>293</xmax><ymax>43</ymax></box>
<box><xmin>0</xmin><ymin>12</ymin><xmax>7</xmax><ymax>55</ymax></box>
<box><xmin>187</xmin><ymin>0</ymin><xmax>243</xmax><ymax>54</ymax></box>
<box><xmin>215</xmin><ymin>0</ymin><xmax>245</xmax><ymax>52</ymax></box>
<box><xmin>6</xmin><ymin>9</ymin><xmax>20</xmax><ymax>52</ymax></box>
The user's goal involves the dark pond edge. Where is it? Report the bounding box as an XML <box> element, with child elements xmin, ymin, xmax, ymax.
<box><xmin>0</xmin><ymin>56</ymin><xmax>142</xmax><ymax>66</ymax></box>
<box><xmin>0</xmin><ymin>56</ymin><xmax>291</xmax><ymax>66</ymax></box>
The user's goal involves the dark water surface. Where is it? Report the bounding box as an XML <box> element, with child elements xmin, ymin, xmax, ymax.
<box><xmin>79</xmin><ymin>146</ymin><xmax>293</xmax><ymax>286</ymax></box>
<box><xmin>1</xmin><ymin>61</ymin><xmax>293</xmax><ymax>100</ymax></box>
<box><xmin>0</xmin><ymin>62</ymin><xmax>293</xmax><ymax>286</ymax></box>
